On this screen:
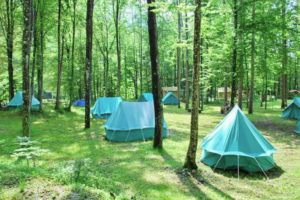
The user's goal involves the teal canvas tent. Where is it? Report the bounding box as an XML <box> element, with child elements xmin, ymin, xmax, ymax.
<box><xmin>7</xmin><ymin>91</ymin><xmax>40</xmax><ymax>110</ymax></box>
<box><xmin>138</xmin><ymin>93</ymin><xmax>153</xmax><ymax>102</ymax></box>
<box><xmin>104</xmin><ymin>102</ymin><xmax>168</xmax><ymax>142</ymax></box>
<box><xmin>162</xmin><ymin>92</ymin><xmax>179</xmax><ymax>105</ymax></box>
<box><xmin>282</xmin><ymin>97</ymin><xmax>300</xmax><ymax>120</ymax></box>
<box><xmin>200</xmin><ymin>105</ymin><xmax>277</xmax><ymax>177</ymax></box>
<box><xmin>91</xmin><ymin>97</ymin><xmax>122</xmax><ymax>119</ymax></box>
<box><xmin>294</xmin><ymin>120</ymin><xmax>300</xmax><ymax>134</ymax></box>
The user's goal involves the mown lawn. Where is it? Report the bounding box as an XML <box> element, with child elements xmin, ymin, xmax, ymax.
<box><xmin>0</xmin><ymin>100</ymin><xmax>299</xmax><ymax>200</ymax></box>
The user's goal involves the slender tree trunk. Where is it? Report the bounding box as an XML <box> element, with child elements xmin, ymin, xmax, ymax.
<box><xmin>147</xmin><ymin>0</ymin><xmax>163</xmax><ymax>149</ymax></box>
<box><xmin>55</xmin><ymin>0</ymin><xmax>62</xmax><ymax>109</ymax></box>
<box><xmin>30</xmin><ymin>3</ymin><xmax>37</xmax><ymax>95</ymax></box>
<box><xmin>37</xmin><ymin>0</ymin><xmax>44</xmax><ymax>110</ymax></box>
<box><xmin>295</xmin><ymin>58</ymin><xmax>299</xmax><ymax>90</ymax></box>
<box><xmin>22</xmin><ymin>0</ymin><xmax>33</xmax><ymax>137</ymax></box>
<box><xmin>6</xmin><ymin>0</ymin><xmax>15</xmax><ymax>100</ymax></box>
<box><xmin>113</xmin><ymin>0</ymin><xmax>121</xmax><ymax>96</ymax></box>
<box><xmin>68</xmin><ymin>0</ymin><xmax>77</xmax><ymax>111</ymax></box>
<box><xmin>177</xmin><ymin>0</ymin><xmax>182</xmax><ymax>108</ymax></box>
<box><xmin>139</xmin><ymin>2</ymin><xmax>143</xmax><ymax>95</ymax></box>
<box><xmin>85</xmin><ymin>0</ymin><xmax>94</xmax><ymax>128</ymax></box>
<box><xmin>184</xmin><ymin>0</ymin><xmax>201</xmax><ymax>170</ymax></box>
<box><xmin>237</xmin><ymin>16</ymin><xmax>244</xmax><ymax>109</ymax></box>
<box><xmin>230</xmin><ymin>0</ymin><xmax>238</xmax><ymax>107</ymax></box>
<box><xmin>264</xmin><ymin>43</ymin><xmax>268</xmax><ymax>110</ymax></box>
<box><xmin>124</xmin><ymin>46</ymin><xmax>128</xmax><ymax>99</ymax></box>
<box><xmin>224</xmin><ymin>67</ymin><xmax>228</xmax><ymax>105</ymax></box>
<box><xmin>281</xmin><ymin>0</ymin><xmax>287</xmax><ymax>108</ymax></box>
<box><xmin>184</xmin><ymin>11</ymin><xmax>189</xmax><ymax>110</ymax></box>
<box><xmin>134</xmin><ymin>44</ymin><xmax>138</xmax><ymax>99</ymax></box>
<box><xmin>245</xmin><ymin>48</ymin><xmax>249</xmax><ymax>108</ymax></box>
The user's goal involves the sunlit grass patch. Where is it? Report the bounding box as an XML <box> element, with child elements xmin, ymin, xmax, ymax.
<box><xmin>0</xmin><ymin>101</ymin><xmax>299</xmax><ymax>199</ymax></box>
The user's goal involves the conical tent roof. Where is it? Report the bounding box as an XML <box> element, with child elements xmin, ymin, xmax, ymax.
<box><xmin>202</xmin><ymin>105</ymin><xmax>277</xmax><ymax>157</ymax></box>
<box><xmin>91</xmin><ymin>97</ymin><xmax>122</xmax><ymax>118</ymax></box>
<box><xmin>7</xmin><ymin>91</ymin><xmax>40</xmax><ymax>107</ymax></box>
<box><xmin>104</xmin><ymin>102</ymin><xmax>167</xmax><ymax>131</ymax></box>
<box><xmin>201</xmin><ymin>105</ymin><xmax>277</xmax><ymax>174</ymax></box>
<box><xmin>162</xmin><ymin>92</ymin><xmax>179</xmax><ymax>105</ymax></box>
<box><xmin>282</xmin><ymin>97</ymin><xmax>300</xmax><ymax>120</ymax></box>
<box><xmin>138</xmin><ymin>93</ymin><xmax>153</xmax><ymax>102</ymax></box>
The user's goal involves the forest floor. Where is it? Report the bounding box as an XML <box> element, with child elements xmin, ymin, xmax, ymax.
<box><xmin>0</xmin><ymin>100</ymin><xmax>299</xmax><ymax>200</ymax></box>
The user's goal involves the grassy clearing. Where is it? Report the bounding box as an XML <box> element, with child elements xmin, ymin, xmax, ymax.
<box><xmin>0</xmin><ymin>100</ymin><xmax>299</xmax><ymax>200</ymax></box>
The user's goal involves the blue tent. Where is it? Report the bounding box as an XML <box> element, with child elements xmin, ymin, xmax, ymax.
<box><xmin>294</xmin><ymin>120</ymin><xmax>300</xmax><ymax>134</ymax></box>
<box><xmin>138</xmin><ymin>93</ymin><xmax>153</xmax><ymax>102</ymax></box>
<box><xmin>73</xmin><ymin>99</ymin><xmax>85</xmax><ymax>107</ymax></box>
<box><xmin>162</xmin><ymin>92</ymin><xmax>179</xmax><ymax>105</ymax></box>
<box><xmin>282</xmin><ymin>97</ymin><xmax>300</xmax><ymax>120</ymax></box>
<box><xmin>7</xmin><ymin>91</ymin><xmax>40</xmax><ymax>110</ymax></box>
<box><xmin>201</xmin><ymin>105</ymin><xmax>277</xmax><ymax>174</ymax></box>
<box><xmin>104</xmin><ymin>102</ymin><xmax>168</xmax><ymax>142</ymax></box>
<box><xmin>91</xmin><ymin>97</ymin><xmax>122</xmax><ymax>119</ymax></box>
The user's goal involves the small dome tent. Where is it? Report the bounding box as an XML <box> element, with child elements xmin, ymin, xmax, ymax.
<box><xmin>7</xmin><ymin>91</ymin><xmax>40</xmax><ymax>110</ymax></box>
<box><xmin>104</xmin><ymin>102</ymin><xmax>168</xmax><ymax>142</ymax></box>
<box><xmin>91</xmin><ymin>97</ymin><xmax>122</xmax><ymax>119</ymax></box>
<box><xmin>282</xmin><ymin>97</ymin><xmax>300</xmax><ymax>120</ymax></box>
<box><xmin>73</xmin><ymin>99</ymin><xmax>85</xmax><ymax>107</ymax></box>
<box><xmin>200</xmin><ymin>105</ymin><xmax>277</xmax><ymax>177</ymax></box>
<box><xmin>162</xmin><ymin>92</ymin><xmax>179</xmax><ymax>105</ymax></box>
<box><xmin>138</xmin><ymin>93</ymin><xmax>153</xmax><ymax>102</ymax></box>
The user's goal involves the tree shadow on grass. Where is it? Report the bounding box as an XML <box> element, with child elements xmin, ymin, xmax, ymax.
<box><xmin>160</xmin><ymin>150</ymin><xmax>234</xmax><ymax>200</ymax></box>
<box><xmin>206</xmin><ymin>163</ymin><xmax>285</xmax><ymax>181</ymax></box>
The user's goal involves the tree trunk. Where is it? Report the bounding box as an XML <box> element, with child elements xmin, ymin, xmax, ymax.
<box><xmin>85</xmin><ymin>0</ymin><xmax>94</xmax><ymax>128</ymax></box>
<box><xmin>237</xmin><ymin>15</ymin><xmax>244</xmax><ymax>109</ymax></box>
<box><xmin>281</xmin><ymin>0</ymin><xmax>287</xmax><ymax>108</ymax></box>
<box><xmin>37</xmin><ymin>0</ymin><xmax>44</xmax><ymax>111</ymax></box>
<box><xmin>124</xmin><ymin>46</ymin><xmax>128</xmax><ymax>99</ymax></box>
<box><xmin>264</xmin><ymin>43</ymin><xmax>268</xmax><ymax>110</ymax></box>
<box><xmin>67</xmin><ymin>0</ymin><xmax>77</xmax><ymax>111</ymax></box>
<box><xmin>184</xmin><ymin>0</ymin><xmax>201</xmax><ymax>170</ymax></box>
<box><xmin>184</xmin><ymin>11</ymin><xmax>189</xmax><ymax>110</ymax></box>
<box><xmin>248</xmin><ymin>0</ymin><xmax>255</xmax><ymax>114</ymax></box>
<box><xmin>55</xmin><ymin>0</ymin><xmax>62</xmax><ymax>109</ymax></box>
<box><xmin>30</xmin><ymin>3</ymin><xmax>37</xmax><ymax>95</ymax></box>
<box><xmin>6</xmin><ymin>0</ymin><xmax>15</xmax><ymax>100</ymax></box>
<box><xmin>22</xmin><ymin>0</ymin><xmax>33</xmax><ymax>137</ymax></box>
<box><xmin>139</xmin><ymin>0</ymin><xmax>143</xmax><ymax>95</ymax></box>
<box><xmin>113</xmin><ymin>0</ymin><xmax>121</xmax><ymax>96</ymax></box>
<box><xmin>224</xmin><ymin>67</ymin><xmax>228</xmax><ymax>105</ymax></box>
<box><xmin>177</xmin><ymin>0</ymin><xmax>182</xmax><ymax>108</ymax></box>
<box><xmin>147</xmin><ymin>0</ymin><xmax>164</xmax><ymax>149</ymax></box>
<box><xmin>230</xmin><ymin>0</ymin><xmax>238</xmax><ymax>107</ymax></box>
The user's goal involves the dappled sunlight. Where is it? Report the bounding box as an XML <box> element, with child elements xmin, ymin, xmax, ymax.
<box><xmin>0</xmin><ymin>101</ymin><xmax>299</xmax><ymax>199</ymax></box>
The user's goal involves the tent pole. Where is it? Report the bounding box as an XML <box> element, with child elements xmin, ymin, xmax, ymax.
<box><xmin>237</xmin><ymin>155</ymin><xmax>240</xmax><ymax>180</ymax></box>
<box><xmin>253</xmin><ymin>157</ymin><xmax>270</xmax><ymax>180</ymax></box>
<box><xmin>126</xmin><ymin>130</ymin><xmax>131</xmax><ymax>142</ymax></box>
<box><xmin>141</xmin><ymin>129</ymin><xmax>145</xmax><ymax>142</ymax></box>
<box><xmin>213</xmin><ymin>155</ymin><xmax>223</xmax><ymax>171</ymax></box>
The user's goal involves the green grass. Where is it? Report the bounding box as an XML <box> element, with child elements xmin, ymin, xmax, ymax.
<box><xmin>0</xmin><ymin>100</ymin><xmax>299</xmax><ymax>200</ymax></box>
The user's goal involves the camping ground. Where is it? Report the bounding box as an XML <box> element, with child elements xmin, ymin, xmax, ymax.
<box><xmin>0</xmin><ymin>100</ymin><xmax>299</xmax><ymax>200</ymax></box>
